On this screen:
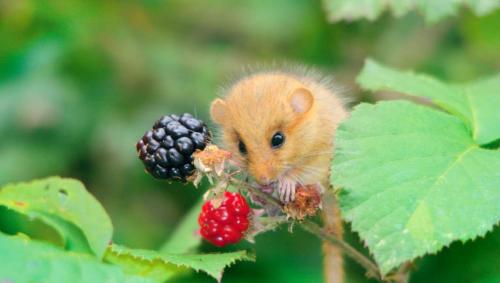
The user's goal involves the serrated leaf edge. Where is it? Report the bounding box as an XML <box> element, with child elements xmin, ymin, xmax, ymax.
<box><xmin>106</xmin><ymin>244</ymin><xmax>255</xmax><ymax>282</ymax></box>
<box><xmin>323</xmin><ymin>0</ymin><xmax>500</xmax><ymax>23</ymax></box>
<box><xmin>0</xmin><ymin>176</ymin><xmax>113</xmax><ymax>258</ymax></box>
<box><xmin>333</xmin><ymin>101</ymin><xmax>500</xmax><ymax>274</ymax></box>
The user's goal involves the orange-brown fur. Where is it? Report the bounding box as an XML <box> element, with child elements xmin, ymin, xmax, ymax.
<box><xmin>210</xmin><ymin>70</ymin><xmax>348</xmax><ymax>283</ymax></box>
<box><xmin>211</xmin><ymin>72</ymin><xmax>346</xmax><ymax>185</ymax></box>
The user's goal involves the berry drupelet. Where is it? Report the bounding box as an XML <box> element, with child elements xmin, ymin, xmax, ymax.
<box><xmin>136</xmin><ymin>113</ymin><xmax>211</xmax><ymax>182</ymax></box>
<box><xmin>198</xmin><ymin>192</ymin><xmax>251</xmax><ymax>247</ymax></box>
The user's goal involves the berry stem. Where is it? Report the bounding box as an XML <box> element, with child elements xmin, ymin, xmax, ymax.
<box><xmin>227</xmin><ymin>176</ymin><xmax>383</xmax><ymax>282</ymax></box>
<box><xmin>300</xmin><ymin>221</ymin><xmax>382</xmax><ymax>281</ymax></box>
<box><xmin>228</xmin><ymin>177</ymin><xmax>283</xmax><ymax>209</ymax></box>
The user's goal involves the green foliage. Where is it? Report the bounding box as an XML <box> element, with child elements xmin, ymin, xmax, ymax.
<box><xmin>0</xmin><ymin>67</ymin><xmax>90</xmax><ymax>184</ymax></box>
<box><xmin>160</xmin><ymin>197</ymin><xmax>204</xmax><ymax>254</ymax></box>
<box><xmin>1</xmin><ymin>1</ymin><xmax>500</xmax><ymax>282</ymax></box>
<box><xmin>323</xmin><ymin>0</ymin><xmax>500</xmax><ymax>23</ymax></box>
<box><xmin>0</xmin><ymin>234</ymin><xmax>152</xmax><ymax>283</ymax></box>
<box><xmin>413</xmin><ymin>227</ymin><xmax>500</xmax><ymax>282</ymax></box>
<box><xmin>0</xmin><ymin>177</ymin><xmax>253</xmax><ymax>282</ymax></box>
<box><xmin>358</xmin><ymin>59</ymin><xmax>500</xmax><ymax>145</ymax></box>
<box><xmin>332</xmin><ymin>61</ymin><xmax>500</xmax><ymax>274</ymax></box>
<box><xmin>107</xmin><ymin>198</ymin><xmax>254</xmax><ymax>282</ymax></box>
<box><xmin>106</xmin><ymin>244</ymin><xmax>254</xmax><ymax>282</ymax></box>
<box><xmin>0</xmin><ymin>177</ymin><xmax>112</xmax><ymax>258</ymax></box>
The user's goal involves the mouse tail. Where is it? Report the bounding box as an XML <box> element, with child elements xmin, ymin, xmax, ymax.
<box><xmin>322</xmin><ymin>186</ymin><xmax>345</xmax><ymax>283</ymax></box>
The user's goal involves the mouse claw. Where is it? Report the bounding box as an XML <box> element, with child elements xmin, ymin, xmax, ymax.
<box><xmin>278</xmin><ymin>178</ymin><xmax>296</xmax><ymax>204</ymax></box>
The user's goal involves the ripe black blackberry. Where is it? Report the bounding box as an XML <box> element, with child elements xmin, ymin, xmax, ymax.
<box><xmin>136</xmin><ymin>113</ymin><xmax>211</xmax><ymax>182</ymax></box>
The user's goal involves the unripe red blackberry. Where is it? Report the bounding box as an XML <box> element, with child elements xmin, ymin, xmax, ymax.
<box><xmin>198</xmin><ymin>192</ymin><xmax>251</xmax><ymax>247</ymax></box>
<box><xmin>136</xmin><ymin>113</ymin><xmax>211</xmax><ymax>182</ymax></box>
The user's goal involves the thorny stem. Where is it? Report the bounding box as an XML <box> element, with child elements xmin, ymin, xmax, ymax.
<box><xmin>227</xmin><ymin>176</ymin><xmax>383</xmax><ymax>282</ymax></box>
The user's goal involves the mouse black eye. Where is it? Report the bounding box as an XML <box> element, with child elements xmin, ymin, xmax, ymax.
<box><xmin>238</xmin><ymin>140</ymin><xmax>247</xmax><ymax>155</ymax></box>
<box><xmin>271</xmin><ymin>132</ymin><xmax>285</xmax><ymax>149</ymax></box>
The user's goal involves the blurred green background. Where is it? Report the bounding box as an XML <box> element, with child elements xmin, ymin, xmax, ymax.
<box><xmin>1</xmin><ymin>1</ymin><xmax>499</xmax><ymax>282</ymax></box>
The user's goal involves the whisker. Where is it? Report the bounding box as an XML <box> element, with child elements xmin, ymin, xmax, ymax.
<box><xmin>298</xmin><ymin>151</ymin><xmax>333</xmax><ymax>158</ymax></box>
<box><xmin>298</xmin><ymin>167</ymin><xmax>327</xmax><ymax>182</ymax></box>
<box><xmin>299</xmin><ymin>165</ymin><xmax>325</xmax><ymax>175</ymax></box>
<box><xmin>296</xmin><ymin>153</ymin><xmax>333</xmax><ymax>166</ymax></box>
<box><xmin>286</xmin><ymin>171</ymin><xmax>304</xmax><ymax>187</ymax></box>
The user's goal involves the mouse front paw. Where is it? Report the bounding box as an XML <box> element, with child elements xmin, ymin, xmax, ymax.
<box><xmin>278</xmin><ymin>178</ymin><xmax>296</xmax><ymax>203</ymax></box>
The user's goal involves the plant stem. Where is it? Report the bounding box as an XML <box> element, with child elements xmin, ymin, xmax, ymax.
<box><xmin>300</xmin><ymin>221</ymin><xmax>382</xmax><ymax>281</ymax></box>
<box><xmin>228</xmin><ymin>176</ymin><xmax>383</xmax><ymax>281</ymax></box>
<box><xmin>390</xmin><ymin>262</ymin><xmax>412</xmax><ymax>283</ymax></box>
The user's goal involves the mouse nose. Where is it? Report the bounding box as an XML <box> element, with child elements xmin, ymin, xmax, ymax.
<box><xmin>249</xmin><ymin>162</ymin><xmax>276</xmax><ymax>185</ymax></box>
<box><xmin>256</xmin><ymin>176</ymin><xmax>273</xmax><ymax>186</ymax></box>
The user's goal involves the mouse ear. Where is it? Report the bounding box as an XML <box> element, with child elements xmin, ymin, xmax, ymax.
<box><xmin>289</xmin><ymin>87</ymin><xmax>314</xmax><ymax>114</ymax></box>
<box><xmin>210</xmin><ymin>98</ymin><xmax>227</xmax><ymax>124</ymax></box>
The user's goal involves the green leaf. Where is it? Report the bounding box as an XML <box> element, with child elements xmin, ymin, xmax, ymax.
<box><xmin>104</xmin><ymin>244</ymin><xmax>186</xmax><ymax>282</ymax></box>
<box><xmin>160</xmin><ymin>197</ymin><xmax>204</xmax><ymax>254</ymax></box>
<box><xmin>105</xmin><ymin>244</ymin><xmax>255</xmax><ymax>282</ymax></box>
<box><xmin>332</xmin><ymin>101</ymin><xmax>500</xmax><ymax>274</ymax></box>
<box><xmin>323</xmin><ymin>0</ymin><xmax>500</xmax><ymax>23</ymax></box>
<box><xmin>357</xmin><ymin>59</ymin><xmax>500</xmax><ymax>145</ymax></box>
<box><xmin>0</xmin><ymin>233</ymin><xmax>152</xmax><ymax>283</ymax></box>
<box><xmin>413</xmin><ymin>227</ymin><xmax>500</xmax><ymax>283</ymax></box>
<box><xmin>0</xmin><ymin>177</ymin><xmax>112</xmax><ymax>258</ymax></box>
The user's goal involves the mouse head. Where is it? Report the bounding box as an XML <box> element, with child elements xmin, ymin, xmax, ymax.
<box><xmin>210</xmin><ymin>74</ymin><xmax>320</xmax><ymax>185</ymax></box>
